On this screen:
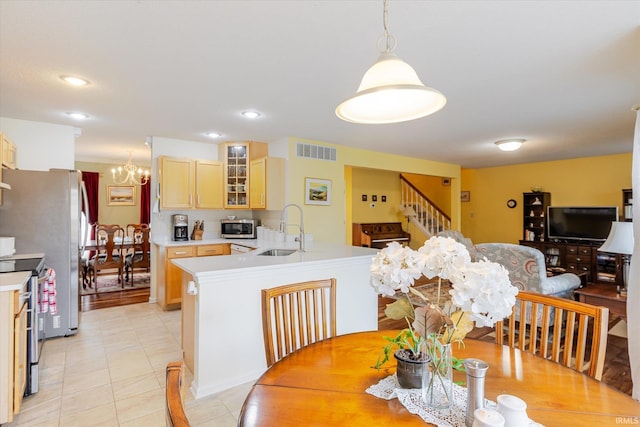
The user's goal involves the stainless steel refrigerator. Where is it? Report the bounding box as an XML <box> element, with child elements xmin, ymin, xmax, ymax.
<box><xmin>0</xmin><ymin>168</ymin><xmax>89</xmax><ymax>338</ymax></box>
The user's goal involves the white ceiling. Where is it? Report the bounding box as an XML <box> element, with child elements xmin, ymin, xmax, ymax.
<box><xmin>1</xmin><ymin>0</ymin><xmax>638</xmax><ymax>168</ymax></box>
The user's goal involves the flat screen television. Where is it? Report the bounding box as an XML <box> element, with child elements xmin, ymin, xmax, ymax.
<box><xmin>547</xmin><ymin>206</ymin><xmax>618</xmax><ymax>242</ymax></box>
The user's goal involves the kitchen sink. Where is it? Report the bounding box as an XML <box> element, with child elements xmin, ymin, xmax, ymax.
<box><xmin>257</xmin><ymin>249</ymin><xmax>298</xmax><ymax>256</ymax></box>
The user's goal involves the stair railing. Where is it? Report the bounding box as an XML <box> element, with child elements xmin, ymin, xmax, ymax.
<box><xmin>400</xmin><ymin>175</ymin><xmax>451</xmax><ymax>238</ymax></box>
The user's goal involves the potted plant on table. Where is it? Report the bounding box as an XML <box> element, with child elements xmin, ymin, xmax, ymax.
<box><xmin>370</xmin><ymin>236</ymin><xmax>518</xmax><ymax>408</ymax></box>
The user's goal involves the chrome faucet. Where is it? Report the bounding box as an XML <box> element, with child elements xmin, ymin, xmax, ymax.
<box><xmin>279</xmin><ymin>203</ymin><xmax>305</xmax><ymax>252</ymax></box>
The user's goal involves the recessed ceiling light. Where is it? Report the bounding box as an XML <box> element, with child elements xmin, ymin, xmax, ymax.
<box><xmin>241</xmin><ymin>111</ymin><xmax>261</xmax><ymax>119</ymax></box>
<box><xmin>60</xmin><ymin>75</ymin><xmax>90</xmax><ymax>86</ymax></box>
<box><xmin>495</xmin><ymin>139</ymin><xmax>525</xmax><ymax>152</ymax></box>
<box><xmin>205</xmin><ymin>131</ymin><xmax>222</xmax><ymax>138</ymax></box>
<box><xmin>66</xmin><ymin>112</ymin><xmax>90</xmax><ymax>120</ymax></box>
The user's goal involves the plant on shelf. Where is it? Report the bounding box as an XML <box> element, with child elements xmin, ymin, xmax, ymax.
<box><xmin>370</xmin><ymin>236</ymin><xmax>518</xmax><ymax>407</ymax></box>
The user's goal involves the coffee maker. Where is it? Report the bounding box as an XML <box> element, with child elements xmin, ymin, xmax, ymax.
<box><xmin>172</xmin><ymin>214</ymin><xmax>189</xmax><ymax>241</ymax></box>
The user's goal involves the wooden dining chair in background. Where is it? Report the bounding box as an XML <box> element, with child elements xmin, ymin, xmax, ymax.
<box><xmin>495</xmin><ymin>290</ymin><xmax>609</xmax><ymax>380</ymax></box>
<box><xmin>261</xmin><ymin>278</ymin><xmax>337</xmax><ymax>367</ymax></box>
<box><xmin>165</xmin><ymin>361</ymin><xmax>190</xmax><ymax>427</ymax></box>
<box><xmin>88</xmin><ymin>224</ymin><xmax>125</xmax><ymax>288</ymax></box>
<box><xmin>124</xmin><ymin>224</ymin><xmax>151</xmax><ymax>284</ymax></box>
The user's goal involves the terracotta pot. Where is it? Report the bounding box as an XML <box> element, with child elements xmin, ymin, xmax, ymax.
<box><xmin>394</xmin><ymin>349</ymin><xmax>430</xmax><ymax>389</ymax></box>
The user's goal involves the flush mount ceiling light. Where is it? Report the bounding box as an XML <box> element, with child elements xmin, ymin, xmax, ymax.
<box><xmin>205</xmin><ymin>131</ymin><xmax>222</xmax><ymax>138</ymax></box>
<box><xmin>336</xmin><ymin>0</ymin><xmax>446</xmax><ymax>124</ymax></box>
<box><xmin>65</xmin><ymin>112</ymin><xmax>89</xmax><ymax>120</ymax></box>
<box><xmin>241</xmin><ymin>111</ymin><xmax>261</xmax><ymax>119</ymax></box>
<box><xmin>59</xmin><ymin>75</ymin><xmax>90</xmax><ymax>86</ymax></box>
<box><xmin>495</xmin><ymin>139</ymin><xmax>525</xmax><ymax>152</ymax></box>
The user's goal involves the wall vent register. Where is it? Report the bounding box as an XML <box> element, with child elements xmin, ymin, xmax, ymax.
<box><xmin>296</xmin><ymin>143</ymin><xmax>337</xmax><ymax>161</ymax></box>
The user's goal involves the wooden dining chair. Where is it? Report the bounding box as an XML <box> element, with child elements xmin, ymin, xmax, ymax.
<box><xmin>261</xmin><ymin>278</ymin><xmax>337</xmax><ymax>367</ymax></box>
<box><xmin>165</xmin><ymin>361</ymin><xmax>190</xmax><ymax>427</ymax></box>
<box><xmin>88</xmin><ymin>224</ymin><xmax>125</xmax><ymax>288</ymax></box>
<box><xmin>124</xmin><ymin>224</ymin><xmax>151</xmax><ymax>284</ymax></box>
<box><xmin>495</xmin><ymin>290</ymin><xmax>609</xmax><ymax>380</ymax></box>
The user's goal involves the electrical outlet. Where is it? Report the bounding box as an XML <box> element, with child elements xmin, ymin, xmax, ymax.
<box><xmin>52</xmin><ymin>315</ymin><xmax>60</xmax><ymax>329</ymax></box>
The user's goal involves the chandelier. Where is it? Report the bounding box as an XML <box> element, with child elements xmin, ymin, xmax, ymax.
<box><xmin>111</xmin><ymin>152</ymin><xmax>150</xmax><ymax>185</ymax></box>
<box><xmin>335</xmin><ymin>0</ymin><xmax>446</xmax><ymax>124</ymax></box>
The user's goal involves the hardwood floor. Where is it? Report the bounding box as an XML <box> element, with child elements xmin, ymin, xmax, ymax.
<box><xmin>378</xmin><ymin>296</ymin><xmax>632</xmax><ymax>396</ymax></box>
<box><xmin>80</xmin><ymin>287</ymin><xmax>150</xmax><ymax>311</ymax></box>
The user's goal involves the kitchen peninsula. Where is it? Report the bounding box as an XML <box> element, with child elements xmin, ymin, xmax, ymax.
<box><xmin>170</xmin><ymin>241</ymin><xmax>379</xmax><ymax>398</ymax></box>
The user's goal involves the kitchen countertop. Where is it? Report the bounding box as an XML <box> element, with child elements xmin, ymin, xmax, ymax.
<box><xmin>153</xmin><ymin>238</ymin><xmax>258</xmax><ymax>248</ymax></box>
<box><xmin>0</xmin><ymin>271</ymin><xmax>30</xmax><ymax>292</ymax></box>
<box><xmin>4</xmin><ymin>253</ymin><xmax>45</xmax><ymax>260</ymax></box>
<box><xmin>171</xmin><ymin>241</ymin><xmax>378</xmax><ymax>277</ymax></box>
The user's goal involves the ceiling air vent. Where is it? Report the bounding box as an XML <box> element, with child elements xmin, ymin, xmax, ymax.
<box><xmin>296</xmin><ymin>142</ymin><xmax>337</xmax><ymax>161</ymax></box>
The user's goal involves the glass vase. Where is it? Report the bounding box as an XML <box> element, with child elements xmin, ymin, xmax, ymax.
<box><xmin>422</xmin><ymin>341</ymin><xmax>453</xmax><ymax>409</ymax></box>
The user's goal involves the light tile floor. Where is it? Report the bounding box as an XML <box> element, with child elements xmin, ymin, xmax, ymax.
<box><xmin>5</xmin><ymin>303</ymin><xmax>254</xmax><ymax>427</ymax></box>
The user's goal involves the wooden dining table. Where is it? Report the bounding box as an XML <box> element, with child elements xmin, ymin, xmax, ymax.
<box><xmin>238</xmin><ymin>330</ymin><xmax>640</xmax><ymax>426</ymax></box>
<box><xmin>83</xmin><ymin>238</ymin><xmax>135</xmax><ymax>251</ymax></box>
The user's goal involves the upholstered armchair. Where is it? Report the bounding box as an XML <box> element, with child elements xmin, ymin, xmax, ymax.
<box><xmin>475</xmin><ymin>243</ymin><xmax>580</xmax><ymax>299</ymax></box>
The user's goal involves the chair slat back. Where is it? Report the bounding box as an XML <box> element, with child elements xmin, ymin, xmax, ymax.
<box><xmin>496</xmin><ymin>291</ymin><xmax>609</xmax><ymax>380</ymax></box>
<box><xmin>165</xmin><ymin>361</ymin><xmax>190</xmax><ymax>427</ymax></box>
<box><xmin>262</xmin><ymin>278</ymin><xmax>337</xmax><ymax>367</ymax></box>
<box><xmin>95</xmin><ymin>224</ymin><xmax>124</xmax><ymax>269</ymax></box>
<box><xmin>129</xmin><ymin>224</ymin><xmax>151</xmax><ymax>267</ymax></box>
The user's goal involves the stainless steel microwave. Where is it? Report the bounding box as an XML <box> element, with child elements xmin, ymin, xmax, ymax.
<box><xmin>220</xmin><ymin>219</ymin><xmax>259</xmax><ymax>239</ymax></box>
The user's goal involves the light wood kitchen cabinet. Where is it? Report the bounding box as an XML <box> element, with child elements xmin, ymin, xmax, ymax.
<box><xmin>1</xmin><ymin>286</ymin><xmax>28</xmax><ymax>424</ymax></box>
<box><xmin>219</xmin><ymin>142</ymin><xmax>268</xmax><ymax>209</ymax></box>
<box><xmin>159</xmin><ymin>156</ymin><xmax>223</xmax><ymax>210</ymax></box>
<box><xmin>1</xmin><ymin>132</ymin><xmax>18</xmax><ymax>206</ymax></box>
<box><xmin>13</xmin><ymin>301</ymin><xmax>27</xmax><ymax>414</ymax></box>
<box><xmin>157</xmin><ymin>243</ymin><xmax>230</xmax><ymax>310</ymax></box>
<box><xmin>2</xmin><ymin>133</ymin><xmax>17</xmax><ymax>170</ymax></box>
<box><xmin>195</xmin><ymin>160</ymin><xmax>223</xmax><ymax>209</ymax></box>
<box><xmin>249</xmin><ymin>156</ymin><xmax>285</xmax><ymax>210</ymax></box>
<box><xmin>159</xmin><ymin>156</ymin><xmax>193</xmax><ymax>209</ymax></box>
<box><xmin>196</xmin><ymin>244</ymin><xmax>230</xmax><ymax>256</ymax></box>
<box><xmin>160</xmin><ymin>246</ymin><xmax>194</xmax><ymax>310</ymax></box>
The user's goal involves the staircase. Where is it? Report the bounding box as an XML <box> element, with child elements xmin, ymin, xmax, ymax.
<box><xmin>400</xmin><ymin>175</ymin><xmax>451</xmax><ymax>238</ymax></box>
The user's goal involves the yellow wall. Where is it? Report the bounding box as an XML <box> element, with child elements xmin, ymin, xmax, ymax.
<box><xmin>286</xmin><ymin>137</ymin><xmax>461</xmax><ymax>245</ymax></box>
<box><xmin>76</xmin><ymin>161</ymin><xmax>150</xmax><ymax>226</ymax></box>
<box><xmin>351</xmin><ymin>168</ymin><xmax>403</xmax><ymax>223</ymax></box>
<box><xmin>460</xmin><ymin>153</ymin><xmax>632</xmax><ymax>244</ymax></box>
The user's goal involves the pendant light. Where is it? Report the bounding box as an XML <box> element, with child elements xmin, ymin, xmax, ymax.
<box><xmin>111</xmin><ymin>151</ymin><xmax>150</xmax><ymax>186</ymax></box>
<box><xmin>336</xmin><ymin>0</ymin><xmax>446</xmax><ymax>124</ymax></box>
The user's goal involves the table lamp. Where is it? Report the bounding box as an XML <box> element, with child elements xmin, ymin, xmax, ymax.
<box><xmin>598</xmin><ymin>221</ymin><xmax>634</xmax><ymax>296</ymax></box>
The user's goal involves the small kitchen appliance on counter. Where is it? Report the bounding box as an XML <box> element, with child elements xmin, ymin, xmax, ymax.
<box><xmin>172</xmin><ymin>214</ymin><xmax>189</xmax><ymax>241</ymax></box>
<box><xmin>220</xmin><ymin>219</ymin><xmax>259</xmax><ymax>239</ymax></box>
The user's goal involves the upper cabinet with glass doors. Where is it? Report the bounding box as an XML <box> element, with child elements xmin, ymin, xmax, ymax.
<box><xmin>219</xmin><ymin>142</ymin><xmax>267</xmax><ymax>209</ymax></box>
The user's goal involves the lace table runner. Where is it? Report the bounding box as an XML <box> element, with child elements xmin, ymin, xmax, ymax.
<box><xmin>366</xmin><ymin>375</ymin><xmax>544</xmax><ymax>427</ymax></box>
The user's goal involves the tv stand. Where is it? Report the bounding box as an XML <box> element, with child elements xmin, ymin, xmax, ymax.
<box><xmin>519</xmin><ymin>240</ymin><xmax>622</xmax><ymax>286</ymax></box>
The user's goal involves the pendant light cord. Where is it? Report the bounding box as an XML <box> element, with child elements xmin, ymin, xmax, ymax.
<box><xmin>379</xmin><ymin>0</ymin><xmax>396</xmax><ymax>53</ymax></box>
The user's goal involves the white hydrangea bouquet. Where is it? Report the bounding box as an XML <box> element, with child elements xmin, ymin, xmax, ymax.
<box><xmin>371</xmin><ymin>236</ymin><xmax>518</xmax><ymax>370</ymax></box>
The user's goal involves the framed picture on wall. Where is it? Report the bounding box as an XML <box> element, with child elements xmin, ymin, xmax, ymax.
<box><xmin>107</xmin><ymin>185</ymin><xmax>136</xmax><ymax>206</ymax></box>
<box><xmin>304</xmin><ymin>178</ymin><xmax>331</xmax><ymax>206</ymax></box>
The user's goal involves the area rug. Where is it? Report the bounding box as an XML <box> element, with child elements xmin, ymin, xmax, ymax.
<box><xmin>81</xmin><ymin>272</ymin><xmax>150</xmax><ymax>295</ymax></box>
